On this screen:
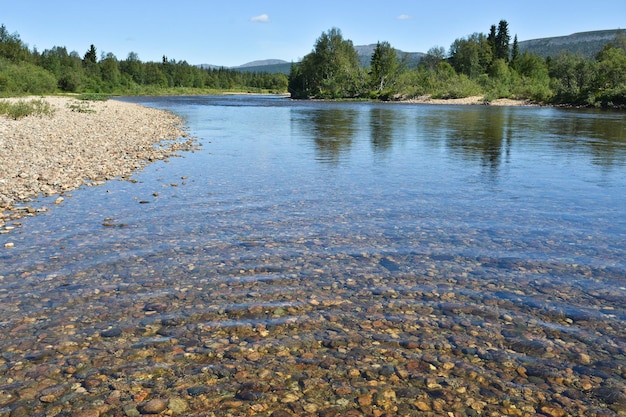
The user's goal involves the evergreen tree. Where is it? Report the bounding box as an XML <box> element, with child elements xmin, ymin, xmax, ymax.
<box><xmin>83</xmin><ymin>44</ymin><xmax>97</xmax><ymax>64</ymax></box>
<box><xmin>495</xmin><ymin>20</ymin><xmax>511</xmax><ymax>62</ymax></box>
<box><xmin>487</xmin><ymin>25</ymin><xmax>497</xmax><ymax>63</ymax></box>
<box><xmin>0</xmin><ymin>24</ymin><xmax>30</xmax><ymax>62</ymax></box>
<box><xmin>511</xmin><ymin>35</ymin><xmax>520</xmax><ymax>68</ymax></box>
<box><xmin>370</xmin><ymin>41</ymin><xmax>399</xmax><ymax>93</ymax></box>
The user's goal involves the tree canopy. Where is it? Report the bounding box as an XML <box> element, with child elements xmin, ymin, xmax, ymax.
<box><xmin>288</xmin><ymin>22</ymin><xmax>626</xmax><ymax>107</ymax></box>
<box><xmin>1</xmin><ymin>20</ymin><xmax>625</xmax><ymax>107</ymax></box>
<box><xmin>0</xmin><ymin>24</ymin><xmax>288</xmax><ymax>97</ymax></box>
<box><xmin>288</xmin><ymin>28</ymin><xmax>363</xmax><ymax>99</ymax></box>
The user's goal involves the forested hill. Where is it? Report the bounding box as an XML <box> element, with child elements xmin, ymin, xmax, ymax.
<box><xmin>230</xmin><ymin>30</ymin><xmax>622</xmax><ymax>74</ymax></box>
<box><xmin>354</xmin><ymin>45</ymin><xmax>424</xmax><ymax>68</ymax></box>
<box><xmin>518</xmin><ymin>29</ymin><xmax>624</xmax><ymax>58</ymax></box>
<box><xmin>231</xmin><ymin>46</ymin><xmax>424</xmax><ymax>74</ymax></box>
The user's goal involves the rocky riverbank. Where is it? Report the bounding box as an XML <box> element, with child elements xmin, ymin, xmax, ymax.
<box><xmin>402</xmin><ymin>95</ymin><xmax>537</xmax><ymax>106</ymax></box>
<box><xmin>0</xmin><ymin>96</ymin><xmax>195</xmax><ymax>232</ymax></box>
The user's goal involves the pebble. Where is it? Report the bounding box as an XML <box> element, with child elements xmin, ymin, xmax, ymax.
<box><xmin>540</xmin><ymin>405</ymin><xmax>567</xmax><ymax>417</ymax></box>
<box><xmin>100</xmin><ymin>328</ymin><xmax>122</xmax><ymax>338</ymax></box>
<box><xmin>187</xmin><ymin>386</ymin><xmax>210</xmax><ymax>397</ymax></box>
<box><xmin>38</xmin><ymin>385</ymin><xmax>67</xmax><ymax>403</ymax></box>
<box><xmin>123</xmin><ymin>405</ymin><xmax>140</xmax><ymax>417</ymax></box>
<box><xmin>167</xmin><ymin>397</ymin><xmax>189</xmax><ymax>414</ymax></box>
<box><xmin>138</xmin><ymin>398</ymin><xmax>168</xmax><ymax>414</ymax></box>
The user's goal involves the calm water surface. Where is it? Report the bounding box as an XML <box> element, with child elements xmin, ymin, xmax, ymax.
<box><xmin>1</xmin><ymin>96</ymin><xmax>625</xmax><ymax>415</ymax></box>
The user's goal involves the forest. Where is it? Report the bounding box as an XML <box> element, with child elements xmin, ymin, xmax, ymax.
<box><xmin>1</xmin><ymin>21</ymin><xmax>626</xmax><ymax>107</ymax></box>
<box><xmin>289</xmin><ymin>22</ymin><xmax>626</xmax><ymax>107</ymax></box>
<box><xmin>0</xmin><ymin>24</ymin><xmax>288</xmax><ymax>97</ymax></box>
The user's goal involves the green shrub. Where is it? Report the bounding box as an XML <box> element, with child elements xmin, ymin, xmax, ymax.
<box><xmin>431</xmin><ymin>73</ymin><xmax>482</xmax><ymax>99</ymax></box>
<box><xmin>0</xmin><ymin>58</ymin><xmax>57</xmax><ymax>95</ymax></box>
<box><xmin>0</xmin><ymin>98</ymin><xmax>54</xmax><ymax>119</ymax></box>
<box><xmin>66</xmin><ymin>100</ymin><xmax>96</xmax><ymax>113</ymax></box>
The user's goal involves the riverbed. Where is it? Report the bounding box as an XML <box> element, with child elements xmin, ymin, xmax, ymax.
<box><xmin>1</xmin><ymin>95</ymin><xmax>625</xmax><ymax>416</ymax></box>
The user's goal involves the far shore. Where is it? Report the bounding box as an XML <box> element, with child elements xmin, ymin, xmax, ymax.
<box><xmin>398</xmin><ymin>95</ymin><xmax>537</xmax><ymax>106</ymax></box>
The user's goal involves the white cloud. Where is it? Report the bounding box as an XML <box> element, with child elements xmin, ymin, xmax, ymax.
<box><xmin>250</xmin><ymin>14</ymin><xmax>270</xmax><ymax>23</ymax></box>
<box><xmin>397</xmin><ymin>14</ymin><xmax>412</xmax><ymax>20</ymax></box>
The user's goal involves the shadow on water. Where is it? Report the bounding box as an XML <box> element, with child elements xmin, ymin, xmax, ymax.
<box><xmin>438</xmin><ymin>108</ymin><xmax>513</xmax><ymax>176</ymax></box>
<box><xmin>368</xmin><ymin>107</ymin><xmax>402</xmax><ymax>154</ymax></box>
<box><xmin>294</xmin><ymin>107</ymin><xmax>359</xmax><ymax>164</ymax></box>
<box><xmin>265</xmin><ymin>98</ymin><xmax>626</xmax><ymax>178</ymax></box>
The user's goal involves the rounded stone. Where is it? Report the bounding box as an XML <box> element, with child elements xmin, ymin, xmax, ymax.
<box><xmin>168</xmin><ymin>397</ymin><xmax>189</xmax><ymax>415</ymax></box>
<box><xmin>138</xmin><ymin>398</ymin><xmax>168</xmax><ymax>414</ymax></box>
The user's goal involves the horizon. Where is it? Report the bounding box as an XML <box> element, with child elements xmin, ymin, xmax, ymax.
<box><xmin>2</xmin><ymin>1</ymin><xmax>625</xmax><ymax>67</ymax></box>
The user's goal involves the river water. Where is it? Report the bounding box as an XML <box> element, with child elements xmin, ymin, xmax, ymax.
<box><xmin>1</xmin><ymin>95</ymin><xmax>625</xmax><ymax>416</ymax></box>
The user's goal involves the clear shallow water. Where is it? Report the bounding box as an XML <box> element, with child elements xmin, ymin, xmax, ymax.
<box><xmin>1</xmin><ymin>96</ymin><xmax>626</xmax><ymax>415</ymax></box>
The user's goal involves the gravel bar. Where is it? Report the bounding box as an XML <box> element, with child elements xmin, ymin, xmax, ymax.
<box><xmin>0</xmin><ymin>96</ymin><xmax>195</xmax><ymax>228</ymax></box>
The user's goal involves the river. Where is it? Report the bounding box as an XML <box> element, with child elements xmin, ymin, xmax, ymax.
<box><xmin>1</xmin><ymin>95</ymin><xmax>625</xmax><ymax>416</ymax></box>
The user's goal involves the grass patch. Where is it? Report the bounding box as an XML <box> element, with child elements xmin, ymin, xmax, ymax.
<box><xmin>67</xmin><ymin>99</ymin><xmax>96</xmax><ymax>113</ymax></box>
<box><xmin>76</xmin><ymin>93</ymin><xmax>110</xmax><ymax>101</ymax></box>
<box><xmin>0</xmin><ymin>98</ymin><xmax>54</xmax><ymax>119</ymax></box>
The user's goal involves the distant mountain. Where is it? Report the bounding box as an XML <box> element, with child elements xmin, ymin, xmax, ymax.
<box><xmin>229</xmin><ymin>46</ymin><xmax>424</xmax><ymax>75</ymax></box>
<box><xmin>198</xmin><ymin>29</ymin><xmax>624</xmax><ymax>75</ymax></box>
<box><xmin>232</xmin><ymin>61</ymin><xmax>293</xmax><ymax>74</ymax></box>
<box><xmin>196</xmin><ymin>64</ymin><xmax>221</xmax><ymax>70</ymax></box>
<box><xmin>238</xmin><ymin>59</ymin><xmax>288</xmax><ymax>68</ymax></box>
<box><xmin>518</xmin><ymin>29</ymin><xmax>624</xmax><ymax>58</ymax></box>
<box><xmin>354</xmin><ymin>44</ymin><xmax>424</xmax><ymax>68</ymax></box>
<box><xmin>195</xmin><ymin>60</ymin><xmax>292</xmax><ymax>74</ymax></box>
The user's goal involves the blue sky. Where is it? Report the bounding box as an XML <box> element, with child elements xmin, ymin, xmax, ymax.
<box><xmin>2</xmin><ymin>1</ymin><xmax>625</xmax><ymax>67</ymax></box>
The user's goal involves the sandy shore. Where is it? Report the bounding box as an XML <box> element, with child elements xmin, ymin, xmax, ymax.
<box><xmin>402</xmin><ymin>95</ymin><xmax>537</xmax><ymax>106</ymax></box>
<box><xmin>0</xmin><ymin>96</ymin><xmax>195</xmax><ymax>230</ymax></box>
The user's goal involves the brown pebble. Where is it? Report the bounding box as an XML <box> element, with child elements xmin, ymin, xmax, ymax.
<box><xmin>280</xmin><ymin>392</ymin><xmax>299</xmax><ymax>403</ymax></box>
<box><xmin>414</xmin><ymin>400</ymin><xmax>431</xmax><ymax>411</ymax></box>
<box><xmin>83</xmin><ymin>378</ymin><xmax>102</xmax><ymax>389</ymax></box>
<box><xmin>138</xmin><ymin>398</ymin><xmax>168</xmax><ymax>414</ymax></box>
<box><xmin>540</xmin><ymin>405</ymin><xmax>567</xmax><ymax>417</ymax></box>
<box><xmin>358</xmin><ymin>394</ymin><xmax>373</xmax><ymax>406</ymax></box>
<box><xmin>39</xmin><ymin>385</ymin><xmax>67</xmax><ymax>403</ymax></box>
<box><xmin>220</xmin><ymin>399</ymin><xmax>244</xmax><ymax>409</ymax></box>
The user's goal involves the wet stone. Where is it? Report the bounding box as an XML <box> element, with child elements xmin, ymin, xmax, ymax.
<box><xmin>100</xmin><ymin>327</ymin><xmax>122</xmax><ymax>338</ymax></box>
<box><xmin>593</xmin><ymin>387</ymin><xmax>626</xmax><ymax>406</ymax></box>
<box><xmin>143</xmin><ymin>302</ymin><xmax>168</xmax><ymax>313</ymax></box>
<box><xmin>39</xmin><ymin>385</ymin><xmax>67</xmax><ymax>403</ymax></box>
<box><xmin>167</xmin><ymin>397</ymin><xmax>189</xmax><ymax>414</ymax></box>
<box><xmin>138</xmin><ymin>398</ymin><xmax>168</xmax><ymax>414</ymax></box>
<box><xmin>186</xmin><ymin>386</ymin><xmax>209</xmax><ymax>397</ymax></box>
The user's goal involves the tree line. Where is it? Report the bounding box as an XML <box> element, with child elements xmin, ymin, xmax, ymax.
<box><xmin>0</xmin><ymin>24</ymin><xmax>288</xmax><ymax>96</ymax></box>
<box><xmin>2</xmin><ymin>21</ymin><xmax>625</xmax><ymax>107</ymax></box>
<box><xmin>288</xmin><ymin>22</ymin><xmax>626</xmax><ymax>107</ymax></box>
